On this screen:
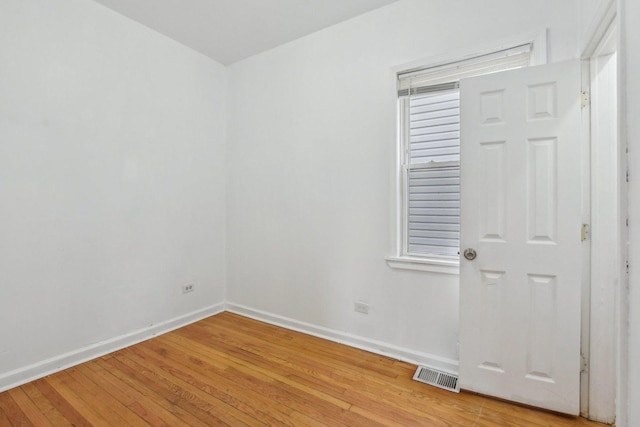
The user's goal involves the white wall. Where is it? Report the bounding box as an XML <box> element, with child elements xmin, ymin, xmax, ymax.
<box><xmin>622</xmin><ymin>0</ymin><xmax>639</xmax><ymax>425</ymax></box>
<box><xmin>580</xmin><ymin>0</ymin><xmax>612</xmax><ymax>46</ymax></box>
<box><xmin>227</xmin><ymin>0</ymin><xmax>580</xmax><ymax>366</ymax></box>
<box><xmin>0</xmin><ymin>0</ymin><xmax>227</xmax><ymax>388</ymax></box>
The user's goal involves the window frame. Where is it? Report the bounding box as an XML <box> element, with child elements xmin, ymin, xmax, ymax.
<box><xmin>387</xmin><ymin>35</ymin><xmax>545</xmax><ymax>275</ymax></box>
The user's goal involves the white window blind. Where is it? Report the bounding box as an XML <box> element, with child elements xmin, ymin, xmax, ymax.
<box><xmin>398</xmin><ymin>43</ymin><xmax>532</xmax><ymax>95</ymax></box>
<box><xmin>405</xmin><ymin>89</ymin><xmax>461</xmax><ymax>256</ymax></box>
<box><xmin>397</xmin><ymin>43</ymin><xmax>531</xmax><ymax>258</ymax></box>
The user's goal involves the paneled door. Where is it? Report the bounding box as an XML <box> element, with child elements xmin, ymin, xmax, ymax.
<box><xmin>459</xmin><ymin>60</ymin><xmax>584</xmax><ymax>414</ymax></box>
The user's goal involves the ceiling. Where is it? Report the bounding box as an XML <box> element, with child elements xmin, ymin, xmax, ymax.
<box><xmin>92</xmin><ymin>0</ymin><xmax>399</xmax><ymax>65</ymax></box>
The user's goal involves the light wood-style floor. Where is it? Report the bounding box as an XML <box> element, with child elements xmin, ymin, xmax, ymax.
<box><xmin>0</xmin><ymin>312</ymin><xmax>607</xmax><ymax>426</ymax></box>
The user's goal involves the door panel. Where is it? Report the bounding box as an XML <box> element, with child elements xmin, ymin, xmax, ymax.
<box><xmin>459</xmin><ymin>60</ymin><xmax>583</xmax><ymax>415</ymax></box>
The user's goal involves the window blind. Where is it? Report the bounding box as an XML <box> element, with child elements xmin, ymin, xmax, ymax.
<box><xmin>407</xmin><ymin>165</ymin><xmax>460</xmax><ymax>256</ymax></box>
<box><xmin>397</xmin><ymin>43</ymin><xmax>531</xmax><ymax>96</ymax></box>
<box><xmin>409</xmin><ymin>89</ymin><xmax>460</xmax><ymax>164</ymax></box>
<box><xmin>406</xmin><ymin>89</ymin><xmax>461</xmax><ymax>256</ymax></box>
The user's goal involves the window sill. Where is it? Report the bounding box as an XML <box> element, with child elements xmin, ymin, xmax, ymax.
<box><xmin>385</xmin><ymin>256</ymin><xmax>460</xmax><ymax>275</ymax></box>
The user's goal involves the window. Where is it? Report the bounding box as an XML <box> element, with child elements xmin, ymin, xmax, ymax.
<box><xmin>389</xmin><ymin>44</ymin><xmax>533</xmax><ymax>273</ymax></box>
<box><xmin>401</xmin><ymin>84</ymin><xmax>461</xmax><ymax>257</ymax></box>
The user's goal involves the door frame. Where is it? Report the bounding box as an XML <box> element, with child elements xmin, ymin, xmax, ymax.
<box><xmin>580</xmin><ymin>0</ymin><xmax>622</xmax><ymax>423</ymax></box>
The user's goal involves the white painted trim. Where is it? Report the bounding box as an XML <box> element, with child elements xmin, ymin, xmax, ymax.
<box><xmin>225</xmin><ymin>302</ymin><xmax>460</xmax><ymax>375</ymax></box>
<box><xmin>581</xmin><ymin>3</ymin><xmax>620</xmax><ymax>423</ymax></box>
<box><xmin>0</xmin><ymin>303</ymin><xmax>225</xmax><ymax>393</ymax></box>
<box><xmin>385</xmin><ymin>256</ymin><xmax>459</xmax><ymax>275</ymax></box>
<box><xmin>588</xmin><ymin>48</ymin><xmax>618</xmax><ymax>425</ymax></box>
<box><xmin>530</xmin><ymin>29</ymin><xmax>548</xmax><ymax>67</ymax></box>
<box><xmin>399</xmin><ymin>97</ymin><xmax>410</xmax><ymax>257</ymax></box>
<box><xmin>580</xmin><ymin>58</ymin><xmax>593</xmax><ymax>419</ymax></box>
<box><xmin>389</xmin><ymin>96</ymin><xmax>405</xmax><ymax>263</ymax></box>
<box><xmin>580</xmin><ymin>0</ymin><xmax>617</xmax><ymax>59</ymax></box>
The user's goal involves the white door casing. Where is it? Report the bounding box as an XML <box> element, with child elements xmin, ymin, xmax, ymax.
<box><xmin>459</xmin><ymin>60</ymin><xmax>583</xmax><ymax>415</ymax></box>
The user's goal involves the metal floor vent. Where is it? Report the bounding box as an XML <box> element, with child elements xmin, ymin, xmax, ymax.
<box><xmin>413</xmin><ymin>366</ymin><xmax>460</xmax><ymax>393</ymax></box>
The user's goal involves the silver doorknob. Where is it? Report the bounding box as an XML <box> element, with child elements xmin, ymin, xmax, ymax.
<box><xmin>463</xmin><ymin>248</ymin><xmax>477</xmax><ymax>261</ymax></box>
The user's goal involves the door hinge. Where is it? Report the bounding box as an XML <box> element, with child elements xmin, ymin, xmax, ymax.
<box><xmin>581</xmin><ymin>91</ymin><xmax>590</xmax><ymax>109</ymax></box>
<box><xmin>581</xmin><ymin>224</ymin><xmax>590</xmax><ymax>242</ymax></box>
<box><xmin>581</xmin><ymin>354</ymin><xmax>588</xmax><ymax>373</ymax></box>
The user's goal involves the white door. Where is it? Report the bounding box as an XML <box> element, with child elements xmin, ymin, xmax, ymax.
<box><xmin>459</xmin><ymin>60</ymin><xmax>584</xmax><ymax>415</ymax></box>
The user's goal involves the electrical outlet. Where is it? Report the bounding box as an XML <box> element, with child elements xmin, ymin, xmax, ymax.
<box><xmin>354</xmin><ymin>301</ymin><xmax>369</xmax><ymax>314</ymax></box>
<box><xmin>182</xmin><ymin>283</ymin><xmax>195</xmax><ymax>294</ymax></box>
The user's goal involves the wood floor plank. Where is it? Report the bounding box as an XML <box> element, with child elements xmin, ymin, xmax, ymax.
<box><xmin>117</xmin><ymin>346</ymin><xmax>268</xmax><ymax>427</ymax></box>
<box><xmin>105</xmin><ymin>353</ymin><xmax>233</xmax><ymax>426</ymax></box>
<box><xmin>211</xmin><ymin>313</ymin><xmax>399</xmax><ymax>370</ymax></box>
<box><xmin>476</xmin><ymin>397</ymin><xmax>597</xmax><ymax>427</ymax></box>
<box><xmin>186</xmin><ymin>317</ymin><xmax>479</xmax><ymax>426</ymax></box>
<box><xmin>0</xmin><ymin>312</ymin><xmax>608</xmax><ymax>427</ymax></box>
<box><xmin>19</xmin><ymin>382</ymin><xmax>71</xmax><ymax>427</ymax></box>
<box><xmin>32</xmin><ymin>379</ymin><xmax>92</xmax><ymax>427</ymax></box>
<box><xmin>182</xmin><ymin>321</ymin><xmax>363</xmax><ymax>386</ymax></box>
<box><xmin>94</xmin><ymin>357</ymin><xmax>213</xmax><ymax>427</ymax></box>
<box><xmin>186</xmin><ymin>314</ymin><xmax>485</xmax><ymax>425</ymax></box>
<box><xmin>158</xmin><ymin>333</ymin><xmax>382</xmax><ymax>427</ymax></box>
<box><xmin>196</xmin><ymin>315</ymin><xmax>445</xmax><ymax>408</ymax></box>
<box><xmin>77</xmin><ymin>362</ymin><xmax>187</xmax><ymax>427</ymax></box>
<box><xmin>6</xmin><ymin>387</ymin><xmax>54</xmax><ymax>427</ymax></box>
<box><xmin>150</xmin><ymin>336</ymin><xmax>352</xmax><ymax>427</ymax></box>
<box><xmin>289</xmin><ymin>409</ymin><xmax>345</xmax><ymax>427</ymax></box>
<box><xmin>175</xmin><ymin>321</ymin><xmax>397</xmax><ymax>400</ymax></box>
<box><xmin>0</xmin><ymin>406</ymin><xmax>14</xmax><ymax>427</ymax></box>
<box><xmin>64</xmin><ymin>366</ymin><xmax>146</xmax><ymax>426</ymax></box>
<box><xmin>140</xmin><ymin>339</ymin><xmax>300</xmax><ymax>426</ymax></box>
<box><xmin>132</xmin><ymin>340</ymin><xmax>376</xmax><ymax>427</ymax></box>
<box><xmin>0</xmin><ymin>390</ymin><xmax>33</xmax><ymax>427</ymax></box>
<box><xmin>119</xmin><ymin>345</ymin><xmax>269</xmax><ymax>427</ymax></box>
<box><xmin>43</xmin><ymin>372</ymin><xmax>123</xmax><ymax>427</ymax></box>
<box><xmin>200</xmin><ymin>314</ymin><xmax>401</xmax><ymax>377</ymax></box>
<box><xmin>90</xmin><ymin>357</ymin><xmax>173</xmax><ymax>411</ymax></box>
<box><xmin>173</xmin><ymin>330</ymin><xmax>355</xmax><ymax>411</ymax></box>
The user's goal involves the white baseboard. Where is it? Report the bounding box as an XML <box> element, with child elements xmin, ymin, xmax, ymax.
<box><xmin>225</xmin><ymin>302</ymin><xmax>459</xmax><ymax>375</ymax></box>
<box><xmin>0</xmin><ymin>303</ymin><xmax>225</xmax><ymax>393</ymax></box>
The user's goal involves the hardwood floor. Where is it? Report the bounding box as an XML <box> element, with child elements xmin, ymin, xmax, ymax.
<box><xmin>0</xmin><ymin>312</ymin><xmax>607</xmax><ymax>426</ymax></box>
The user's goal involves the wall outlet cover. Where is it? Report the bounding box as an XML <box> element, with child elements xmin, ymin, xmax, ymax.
<box><xmin>354</xmin><ymin>301</ymin><xmax>369</xmax><ymax>314</ymax></box>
